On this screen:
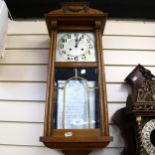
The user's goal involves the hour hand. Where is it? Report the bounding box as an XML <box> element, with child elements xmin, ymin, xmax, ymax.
<box><xmin>75</xmin><ymin>36</ymin><xmax>79</xmax><ymax>48</ymax></box>
<box><xmin>75</xmin><ymin>37</ymin><xmax>82</xmax><ymax>48</ymax></box>
<box><xmin>75</xmin><ymin>36</ymin><xmax>78</xmax><ymax>43</ymax></box>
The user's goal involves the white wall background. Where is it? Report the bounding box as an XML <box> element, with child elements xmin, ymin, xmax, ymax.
<box><xmin>0</xmin><ymin>19</ymin><xmax>155</xmax><ymax>155</ymax></box>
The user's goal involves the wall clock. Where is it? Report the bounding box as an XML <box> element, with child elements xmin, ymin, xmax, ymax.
<box><xmin>40</xmin><ymin>2</ymin><xmax>112</xmax><ymax>155</ymax></box>
<box><xmin>125</xmin><ymin>64</ymin><xmax>155</xmax><ymax>155</ymax></box>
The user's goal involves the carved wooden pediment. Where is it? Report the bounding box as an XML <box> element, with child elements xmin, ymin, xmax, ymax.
<box><xmin>125</xmin><ymin>64</ymin><xmax>155</xmax><ymax>111</ymax></box>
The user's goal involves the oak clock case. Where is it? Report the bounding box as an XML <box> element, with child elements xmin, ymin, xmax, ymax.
<box><xmin>125</xmin><ymin>64</ymin><xmax>155</xmax><ymax>155</ymax></box>
<box><xmin>40</xmin><ymin>2</ymin><xmax>112</xmax><ymax>155</ymax></box>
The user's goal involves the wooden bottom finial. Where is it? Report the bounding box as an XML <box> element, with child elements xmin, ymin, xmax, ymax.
<box><xmin>62</xmin><ymin>150</ymin><xmax>91</xmax><ymax>155</ymax></box>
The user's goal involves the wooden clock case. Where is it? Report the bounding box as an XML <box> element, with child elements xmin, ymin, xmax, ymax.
<box><xmin>40</xmin><ymin>2</ymin><xmax>112</xmax><ymax>155</ymax></box>
<box><xmin>125</xmin><ymin>64</ymin><xmax>155</xmax><ymax>155</ymax></box>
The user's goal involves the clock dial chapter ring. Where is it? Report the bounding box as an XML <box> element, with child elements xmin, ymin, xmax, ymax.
<box><xmin>56</xmin><ymin>32</ymin><xmax>95</xmax><ymax>61</ymax></box>
<box><xmin>141</xmin><ymin>119</ymin><xmax>155</xmax><ymax>155</ymax></box>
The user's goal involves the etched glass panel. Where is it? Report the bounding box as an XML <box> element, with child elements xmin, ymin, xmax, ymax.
<box><xmin>54</xmin><ymin>68</ymin><xmax>100</xmax><ymax>129</ymax></box>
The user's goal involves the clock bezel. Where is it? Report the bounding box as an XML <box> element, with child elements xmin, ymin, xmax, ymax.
<box><xmin>56</xmin><ymin>31</ymin><xmax>96</xmax><ymax>62</ymax></box>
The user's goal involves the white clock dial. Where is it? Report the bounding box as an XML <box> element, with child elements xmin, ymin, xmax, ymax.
<box><xmin>56</xmin><ymin>32</ymin><xmax>96</xmax><ymax>62</ymax></box>
<box><xmin>141</xmin><ymin>119</ymin><xmax>155</xmax><ymax>155</ymax></box>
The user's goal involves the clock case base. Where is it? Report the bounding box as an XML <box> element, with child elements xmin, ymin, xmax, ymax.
<box><xmin>41</xmin><ymin>136</ymin><xmax>112</xmax><ymax>155</ymax></box>
<box><xmin>40</xmin><ymin>136</ymin><xmax>111</xmax><ymax>150</ymax></box>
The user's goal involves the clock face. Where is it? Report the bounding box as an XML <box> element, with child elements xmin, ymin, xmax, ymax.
<box><xmin>141</xmin><ymin>119</ymin><xmax>155</xmax><ymax>155</ymax></box>
<box><xmin>56</xmin><ymin>32</ymin><xmax>96</xmax><ymax>62</ymax></box>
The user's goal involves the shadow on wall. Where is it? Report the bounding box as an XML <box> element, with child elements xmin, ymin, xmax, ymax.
<box><xmin>112</xmin><ymin>107</ymin><xmax>128</xmax><ymax>155</ymax></box>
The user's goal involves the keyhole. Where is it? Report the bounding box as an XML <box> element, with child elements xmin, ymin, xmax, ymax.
<box><xmin>150</xmin><ymin>129</ymin><xmax>155</xmax><ymax>146</ymax></box>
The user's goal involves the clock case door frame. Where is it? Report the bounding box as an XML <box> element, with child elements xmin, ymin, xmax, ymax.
<box><xmin>40</xmin><ymin>3</ymin><xmax>112</xmax><ymax>149</ymax></box>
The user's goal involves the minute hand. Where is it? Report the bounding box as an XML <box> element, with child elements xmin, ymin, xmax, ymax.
<box><xmin>75</xmin><ymin>37</ymin><xmax>82</xmax><ymax>48</ymax></box>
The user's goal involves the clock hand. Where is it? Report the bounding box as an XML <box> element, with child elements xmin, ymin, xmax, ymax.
<box><xmin>75</xmin><ymin>37</ymin><xmax>82</xmax><ymax>48</ymax></box>
<box><xmin>74</xmin><ymin>36</ymin><xmax>78</xmax><ymax>48</ymax></box>
<box><xmin>75</xmin><ymin>36</ymin><xmax>78</xmax><ymax>43</ymax></box>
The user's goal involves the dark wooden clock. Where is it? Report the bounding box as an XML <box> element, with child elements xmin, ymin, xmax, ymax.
<box><xmin>125</xmin><ymin>64</ymin><xmax>155</xmax><ymax>155</ymax></box>
<box><xmin>40</xmin><ymin>2</ymin><xmax>112</xmax><ymax>155</ymax></box>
